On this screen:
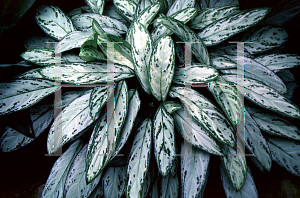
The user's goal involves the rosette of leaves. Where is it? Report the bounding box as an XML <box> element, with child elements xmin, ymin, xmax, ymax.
<box><xmin>1</xmin><ymin>0</ymin><xmax>300</xmax><ymax>197</ymax></box>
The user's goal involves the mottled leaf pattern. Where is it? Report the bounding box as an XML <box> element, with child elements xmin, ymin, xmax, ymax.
<box><xmin>254</xmin><ymin>54</ymin><xmax>300</xmax><ymax>72</ymax></box>
<box><xmin>160</xmin><ymin>172</ymin><xmax>179</xmax><ymax>198</ymax></box>
<box><xmin>113</xmin><ymin>0</ymin><xmax>137</xmax><ymax>21</ymax></box>
<box><xmin>20</xmin><ymin>49</ymin><xmax>54</xmax><ymax>66</ymax></box>
<box><xmin>162</xmin><ymin>100</ymin><xmax>182</xmax><ymax>114</ymax></box>
<box><xmin>200</xmin><ymin>0</ymin><xmax>239</xmax><ymax>8</ymax></box>
<box><xmin>89</xmin><ymin>86</ymin><xmax>111</xmax><ymax>120</ymax></box>
<box><xmin>85</xmin><ymin>0</ymin><xmax>105</xmax><ymax>15</ymax></box>
<box><xmin>24</xmin><ymin>36</ymin><xmax>55</xmax><ymax>49</ymax></box>
<box><xmin>166</xmin><ymin>0</ymin><xmax>195</xmax><ymax>16</ymax></box>
<box><xmin>210</xmin><ymin>56</ymin><xmax>236</xmax><ymax>70</ymax></box>
<box><xmin>102</xmin><ymin>166</ymin><xmax>127</xmax><ymax>198</ymax></box>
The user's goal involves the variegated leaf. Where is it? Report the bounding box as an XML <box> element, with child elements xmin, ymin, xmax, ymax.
<box><xmin>89</xmin><ymin>86</ymin><xmax>111</xmax><ymax>121</ymax></box>
<box><xmin>208</xmin><ymin>76</ymin><xmax>243</xmax><ymax>125</ymax></box>
<box><xmin>141</xmin><ymin>165</ymin><xmax>153</xmax><ymax>197</ymax></box>
<box><xmin>87</xmin><ymin>184</ymin><xmax>103</xmax><ymax>198</ymax></box>
<box><xmin>86</xmin><ymin>81</ymin><xmax>128</xmax><ymax>182</ymax></box>
<box><xmin>254</xmin><ymin>54</ymin><xmax>300</xmax><ymax>72</ymax></box>
<box><xmin>131</xmin><ymin>21</ymin><xmax>152</xmax><ymax>94</ymax></box>
<box><xmin>0</xmin><ymin>79</ymin><xmax>56</xmax><ymax>115</ymax></box>
<box><xmin>16</xmin><ymin>68</ymin><xmax>44</xmax><ymax>79</ymax></box>
<box><xmin>42</xmin><ymin>140</ymin><xmax>83</xmax><ymax>198</ymax></box>
<box><xmin>267</xmin><ymin>137</ymin><xmax>300</xmax><ymax>176</ymax></box>
<box><xmin>103</xmin><ymin>5</ymin><xmax>130</xmax><ymax>26</ymax></box>
<box><xmin>209</xmin><ymin>44</ymin><xmax>252</xmax><ymax>58</ymax></box>
<box><xmin>20</xmin><ymin>49</ymin><xmax>54</xmax><ymax>66</ymax></box>
<box><xmin>221</xmin><ymin>165</ymin><xmax>258</xmax><ymax>198</ymax></box>
<box><xmin>61</xmin><ymin>90</ymin><xmax>87</xmax><ymax>109</ymax></box>
<box><xmin>162</xmin><ymin>100</ymin><xmax>182</xmax><ymax>114</ymax></box>
<box><xmin>200</xmin><ymin>0</ymin><xmax>239</xmax><ymax>8</ymax></box>
<box><xmin>169</xmin><ymin>86</ymin><xmax>236</xmax><ymax>147</ymax></box>
<box><xmin>68</xmin><ymin>6</ymin><xmax>93</xmax><ymax>17</ymax></box>
<box><xmin>198</xmin><ymin>8</ymin><xmax>270</xmax><ymax>46</ymax></box>
<box><xmin>80</xmin><ymin>33</ymin><xmax>107</xmax><ymax>62</ymax></box>
<box><xmin>113</xmin><ymin>0</ymin><xmax>137</xmax><ymax>21</ymax></box>
<box><xmin>0</xmin><ymin>61</ymin><xmax>33</xmax><ymax>68</ymax></box>
<box><xmin>222</xmin><ymin>75</ymin><xmax>300</xmax><ymax>119</ymax></box>
<box><xmin>127</xmin><ymin>119</ymin><xmax>152</xmax><ymax>198</ymax></box>
<box><xmin>247</xmin><ymin>107</ymin><xmax>300</xmax><ymax>141</ymax></box>
<box><xmin>40</xmin><ymin>62</ymin><xmax>134</xmax><ymax>84</ymax></box>
<box><xmin>220</xmin><ymin>144</ymin><xmax>247</xmax><ymax>191</ymax></box>
<box><xmin>47</xmin><ymin>90</ymin><xmax>93</xmax><ymax>154</ymax></box>
<box><xmin>190</xmin><ymin>5</ymin><xmax>239</xmax><ymax>30</ymax></box>
<box><xmin>180</xmin><ymin>142</ymin><xmax>210</xmax><ymax>198</ymax></box>
<box><xmin>154</xmin><ymin>17</ymin><xmax>210</xmax><ymax>65</ymax></box>
<box><xmin>153</xmin><ymin>105</ymin><xmax>176</xmax><ymax>176</ymax></box>
<box><xmin>160</xmin><ymin>172</ymin><xmax>179</xmax><ymax>198</ymax></box>
<box><xmin>149</xmin><ymin>36</ymin><xmax>175</xmax><ymax>101</ymax></box>
<box><xmin>173</xmin><ymin>108</ymin><xmax>223</xmax><ymax>156</ymax></box>
<box><xmin>241</xmin><ymin>26</ymin><xmax>288</xmax><ymax>55</ymax></box>
<box><xmin>85</xmin><ymin>0</ymin><xmax>105</xmax><ymax>15</ymax></box>
<box><xmin>243</xmin><ymin>109</ymin><xmax>272</xmax><ymax>171</ymax></box>
<box><xmin>65</xmin><ymin>144</ymin><xmax>102</xmax><ymax>198</ymax></box>
<box><xmin>61</xmin><ymin>53</ymin><xmax>86</xmax><ymax>63</ymax></box>
<box><xmin>210</xmin><ymin>56</ymin><xmax>236</xmax><ymax>70</ymax></box>
<box><xmin>173</xmin><ymin>64</ymin><xmax>219</xmax><ymax>85</ymax></box>
<box><xmin>24</xmin><ymin>36</ymin><xmax>55</xmax><ymax>49</ymax></box>
<box><xmin>166</xmin><ymin>0</ymin><xmax>195</xmax><ymax>16</ymax></box>
<box><xmin>35</xmin><ymin>5</ymin><xmax>76</xmax><ymax>40</ymax></box>
<box><xmin>102</xmin><ymin>166</ymin><xmax>127</xmax><ymax>198</ymax></box>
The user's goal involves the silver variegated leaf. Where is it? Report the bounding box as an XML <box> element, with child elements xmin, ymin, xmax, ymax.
<box><xmin>173</xmin><ymin>108</ymin><xmax>223</xmax><ymax>156</ymax></box>
<box><xmin>173</xmin><ymin>64</ymin><xmax>219</xmax><ymax>85</ymax></box>
<box><xmin>169</xmin><ymin>86</ymin><xmax>236</xmax><ymax>147</ymax></box>
<box><xmin>241</xmin><ymin>26</ymin><xmax>288</xmax><ymax>55</ymax></box>
<box><xmin>210</xmin><ymin>56</ymin><xmax>236</xmax><ymax>69</ymax></box>
<box><xmin>68</xmin><ymin>6</ymin><xmax>93</xmax><ymax>17</ymax></box>
<box><xmin>141</xmin><ymin>165</ymin><xmax>153</xmax><ymax>197</ymax></box>
<box><xmin>0</xmin><ymin>79</ymin><xmax>56</xmax><ymax>115</ymax></box>
<box><xmin>166</xmin><ymin>0</ymin><xmax>195</xmax><ymax>16</ymax></box>
<box><xmin>47</xmin><ymin>90</ymin><xmax>93</xmax><ymax>154</ymax></box>
<box><xmin>127</xmin><ymin>119</ymin><xmax>152</xmax><ymax>198</ymax></box>
<box><xmin>85</xmin><ymin>0</ymin><xmax>105</xmax><ymax>15</ymax></box>
<box><xmin>61</xmin><ymin>90</ymin><xmax>87</xmax><ymax>110</ymax></box>
<box><xmin>103</xmin><ymin>5</ymin><xmax>130</xmax><ymax>26</ymax></box>
<box><xmin>102</xmin><ymin>166</ymin><xmax>127</xmax><ymax>198</ymax></box>
<box><xmin>24</xmin><ymin>36</ymin><xmax>55</xmax><ymax>49</ymax></box>
<box><xmin>20</xmin><ymin>49</ymin><xmax>54</xmax><ymax>66</ymax></box>
<box><xmin>160</xmin><ymin>172</ymin><xmax>179</xmax><ymax>198</ymax></box>
<box><xmin>61</xmin><ymin>53</ymin><xmax>86</xmax><ymax>63</ymax></box>
<box><xmin>80</xmin><ymin>32</ymin><xmax>107</xmax><ymax>62</ymax></box>
<box><xmin>87</xmin><ymin>184</ymin><xmax>103</xmax><ymax>198</ymax></box>
<box><xmin>162</xmin><ymin>101</ymin><xmax>182</xmax><ymax>114</ymax></box>
<box><xmin>200</xmin><ymin>0</ymin><xmax>239</xmax><ymax>8</ymax></box>
<box><xmin>16</xmin><ymin>68</ymin><xmax>45</xmax><ymax>79</ymax></box>
<box><xmin>42</xmin><ymin>140</ymin><xmax>83</xmax><ymax>198</ymax></box>
<box><xmin>208</xmin><ymin>76</ymin><xmax>243</xmax><ymax>126</ymax></box>
<box><xmin>220</xmin><ymin>144</ymin><xmax>247</xmax><ymax>191</ymax></box>
<box><xmin>154</xmin><ymin>17</ymin><xmax>210</xmax><ymax>65</ymax></box>
<box><xmin>247</xmin><ymin>107</ymin><xmax>300</xmax><ymax>141</ymax></box>
<box><xmin>113</xmin><ymin>0</ymin><xmax>137</xmax><ymax>21</ymax></box>
<box><xmin>153</xmin><ymin>105</ymin><xmax>176</xmax><ymax>176</ymax></box>
<box><xmin>244</xmin><ymin>109</ymin><xmax>272</xmax><ymax>171</ymax></box>
<box><xmin>149</xmin><ymin>36</ymin><xmax>175</xmax><ymax>101</ymax></box>
<box><xmin>65</xmin><ymin>144</ymin><xmax>101</xmax><ymax>198</ymax></box>
<box><xmin>55</xmin><ymin>30</ymin><xmax>93</xmax><ymax>53</ymax></box>
<box><xmin>35</xmin><ymin>5</ymin><xmax>76</xmax><ymax>40</ymax></box>
<box><xmin>40</xmin><ymin>62</ymin><xmax>134</xmax><ymax>84</ymax></box>
<box><xmin>86</xmin><ymin>81</ymin><xmax>128</xmax><ymax>182</ymax></box>
<box><xmin>131</xmin><ymin>21</ymin><xmax>152</xmax><ymax>94</ymax></box>
<box><xmin>221</xmin><ymin>164</ymin><xmax>258</xmax><ymax>198</ymax></box>
<box><xmin>254</xmin><ymin>54</ymin><xmax>300</xmax><ymax>72</ymax></box>
<box><xmin>198</xmin><ymin>8</ymin><xmax>270</xmax><ymax>46</ymax></box>
<box><xmin>0</xmin><ymin>61</ymin><xmax>33</xmax><ymax>68</ymax></box>
<box><xmin>267</xmin><ymin>137</ymin><xmax>300</xmax><ymax>176</ymax></box>
<box><xmin>209</xmin><ymin>44</ymin><xmax>252</xmax><ymax>58</ymax></box>
<box><xmin>180</xmin><ymin>142</ymin><xmax>210</xmax><ymax>198</ymax></box>
<box><xmin>135</xmin><ymin>0</ymin><xmax>152</xmax><ymax>17</ymax></box>
<box><xmin>190</xmin><ymin>5</ymin><xmax>239</xmax><ymax>30</ymax></box>
<box><xmin>89</xmin><ymin>86</ymin><xmax>111</xmax><ymax>121</ymax></box>
<box><xmin>222</xmin><ymin>75</ymin><xmax>300</xmax><ymax>119</ymax></box>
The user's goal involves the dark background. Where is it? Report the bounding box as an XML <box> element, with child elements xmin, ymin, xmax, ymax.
<box><xmin>0</xmin><ymin>0</ymin><xmax>300</xmax><ymax>197</ymax></box>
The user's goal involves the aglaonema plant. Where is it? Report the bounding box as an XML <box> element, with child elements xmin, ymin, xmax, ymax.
<box><xmin>1</xmin><ymin>0</ymin><xmax>300</xmax><ymax>197</ymax></box>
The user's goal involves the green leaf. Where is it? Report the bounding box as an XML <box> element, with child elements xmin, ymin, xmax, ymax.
<box><xmin>127</xmin><ymin>119</ymin><xmax>152</xmax><ymax>198</ymax></box>
<box><xmin>65</xmin><ymin>144</ymin><xmax>102</xmax><ymax>198</ymax></box>
<box><xmin>89</xmin><ymin>86</ymin><xmax>111</xmax><ymax>121</ymax></box>
<box><xmin>85</xmin><ymin>0</ymin><xmax>105</xmax><ymax>15</ymax></box>
<box><xmin>102</xmin><ymin>166</ymin><xmax>127</xmax><ymax>198</ymax></box>
<box><xmin>86</xmin><ymin>81</ymin><xmax>128</xmax><ymax>182</ymax></box>
<box><xmin>112</xmin><ymin>89</ymin><xmax>141</xmax><ymax>159</ymax></box>
<box><xmin>173</xmin><ymin>64</ymin><xmax>219</xmax><ymax>85</ymax></box>
<box><xmin>198</xmin><ymin>8</ymin><xmax>270</xmax><ymax>46</ymax></box>
<box><xmin>153</xmin><ymin>105</ymin><xmax>176</xmax><ymax>176</ymax></box>
<box><xmin>173</xmin><ymin>108</ymin><xmax>223</xmax><ymax>156</ymax></box>
<box><xmin>42</xmin><ymin>140</ymin><xmax>83</xmax><ymax>198</ymax></box>
<box><xmin>80</xmin><ymin>32</ymin><xmax>106</xmax><ymax>62</ymax></box>
<box><xmin>220</xmin><ymin>144</ymin><xmax>247</xmax><ymax>191</ymax></box>
<box><xmin>241</xmin><ymin>26</ymin><xmax>288</xmax><ymax>55</ymax></box>
<box><xmin>207</xmin><ymin>76</ymin><xmax>243</xmax><ymax>125</ymax></box>
<box><xmin>40</xmin><ymin>62</ymin><xmax>135</xmax><ymax>84</ymax></box>
<box><xmin>55</xmin><ymin>30</ymin><xmax>94</xmax><ymax>53</ymax></box>
<box><xmin>199</xmin><ymin>0</ymin><xmax>239</xmax><ymax>8</ymax></box>
<box><xmin>0</xmin><ymin>79</ymin><xmax>56</xmax><ymax>115</ymax></box>
<box><xmin>137</xmin><ymin>2</ymin><xmax>161</xmax><ymax>27</ymax></box>
<box><xmin>35</xmin><ymin>5</ymin><xmax>76</xmax><ymax>40</ymax></box>
<box><xmin>103</xmin><ymin>5</ymin><xmax>130</xmax><ymax>26</ymax></box>
<box><xmin>24</xmin><ymin>36</ymin><xmax>55</xmax><ymax>49</ymax></box>
<box><xmin>222</xmin><ymin>75</ymin><xmax>300</xmax><ymax>119</ymax></box>
<box><xmin>169</xmin><ymin>86</ymin><xmax>236</xmax><ymax>147</ymax></box>
<box><xmin>154</xmin><ymin>17</ymin><xmax>210</xmax><ymax>65</ymax></box>
<box><xmin>190</xmin><ymin>5</ymin><xmax>239</xmax><ymax>30</ymax></box>
<box><xmin>254</xmin><ymin>54</ymin><xmax>300</xmax><ymax>72</ymax></box>
<box><xmin>180</xmin><ymin>142</ymin><xmax>210</xmax><ymax>198</ymax></box>
<box><xmin>113</xmin><ymin>0</ymin><xmax>137</xmax><ymax>21</ymax></box>
<box><xmin>47</xmin><ymin>90</ymin><xmax>93</xmax><ymax>154</ymax></box>
<box><xmin>267</xmin><ymin>137</ymin><xmax>300</xmax><ymax>176</ymax></box>
<box><xmin>166</xmin><ymin>0</ymin><xmax>195</xmax><ymax>16</ymax></box>
<box><xmin>221</xmin><ymin>165</ymin><xmax>258</xmax><ymax>198</ymax></box>
<box><xmin>131</xmin><ymin>21</ymin><xmax>152</xmax><ymax>94</ymax></box>
<box><xmin>210</xmin><ymin>56</ymin><xmax>236</xmax><ymax>70</ymax></box>
<box><xmin>135</xmin><ymin>0</ymin><xmax>153</xmax><ymax>17</ymax></box>
<box><xmin>247</xmin><ymin>107</ymin><xmax>300</xmax><ymax>141</ymax></box>
<box><xmin>160</xmin><ymin>172</ymin><xmax>179</xmax><ymax>198</ymax></box>
<box><xmin>149</xmin><ymin>36</ymin><xmax>175</xmax><ymax>101</ymax></box>
<box><xmin>244</xmin><ymin>109</ymin><xmax>272</xmax><ymax>171</ymax></box>
<box><xmin>162</xmin><ymin>100</ymin><xmax>182</xmax><ymax>114</ymax></box>
<box><xmin>20</xmin><ymin>49</ymin><xmax>54</xmax><ymax>66</ymax></box>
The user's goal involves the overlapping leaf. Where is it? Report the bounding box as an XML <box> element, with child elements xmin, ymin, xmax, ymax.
<box><xmin>166</xmin><ymin>0</ymin><xmax>195</xmax><ymax>16</ymax></box>
<box><xmin>210</xmin><ymin>56</ymin><xmax>236</xmax><ymax>70</ymax></box>
<box><xmin>20</xmin><ymin>49</ymin><xmax>54</xmax><ymax>66</ymax></box>
<box><xmin>254</xmin><ymin>54</ymin><xmax>300</xmax><ymax>72</ymax></box>
<box><xmin>162</xmin><ymin>101</ymin><xmax>182</xmax><ymax>114</ymax></box>
<box><xmin>199</xmin><ymin>0</ymin><xmax>239</xmax><ymax>8</ymax></box>
<box><xmin>89</xmin><ymin>86</ymin><xmax>111</xmax><ymax>120</ymax></box>
<box><xmin>24</xmin><ymin>36</ymin><xmax>55</xmax><ymax>49</ymax></box>
<box><xmin>85</xmin><ymin>0</ymin><xmax>105</xmax><ymax>15</ymax></box>
<box><xmin>113</xmin><ymin>0</ymin><xmax>137</xmax><ymax>21</ymax></box>
<box><xmin>102</xmin><ymin>166</ymin><xmax>127</xmax><ymax>198</ymax></box>
<box><xmin>160</xmin><ymin>172</ymin><xmax>179</xmax><ymax>198</ymax></box>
